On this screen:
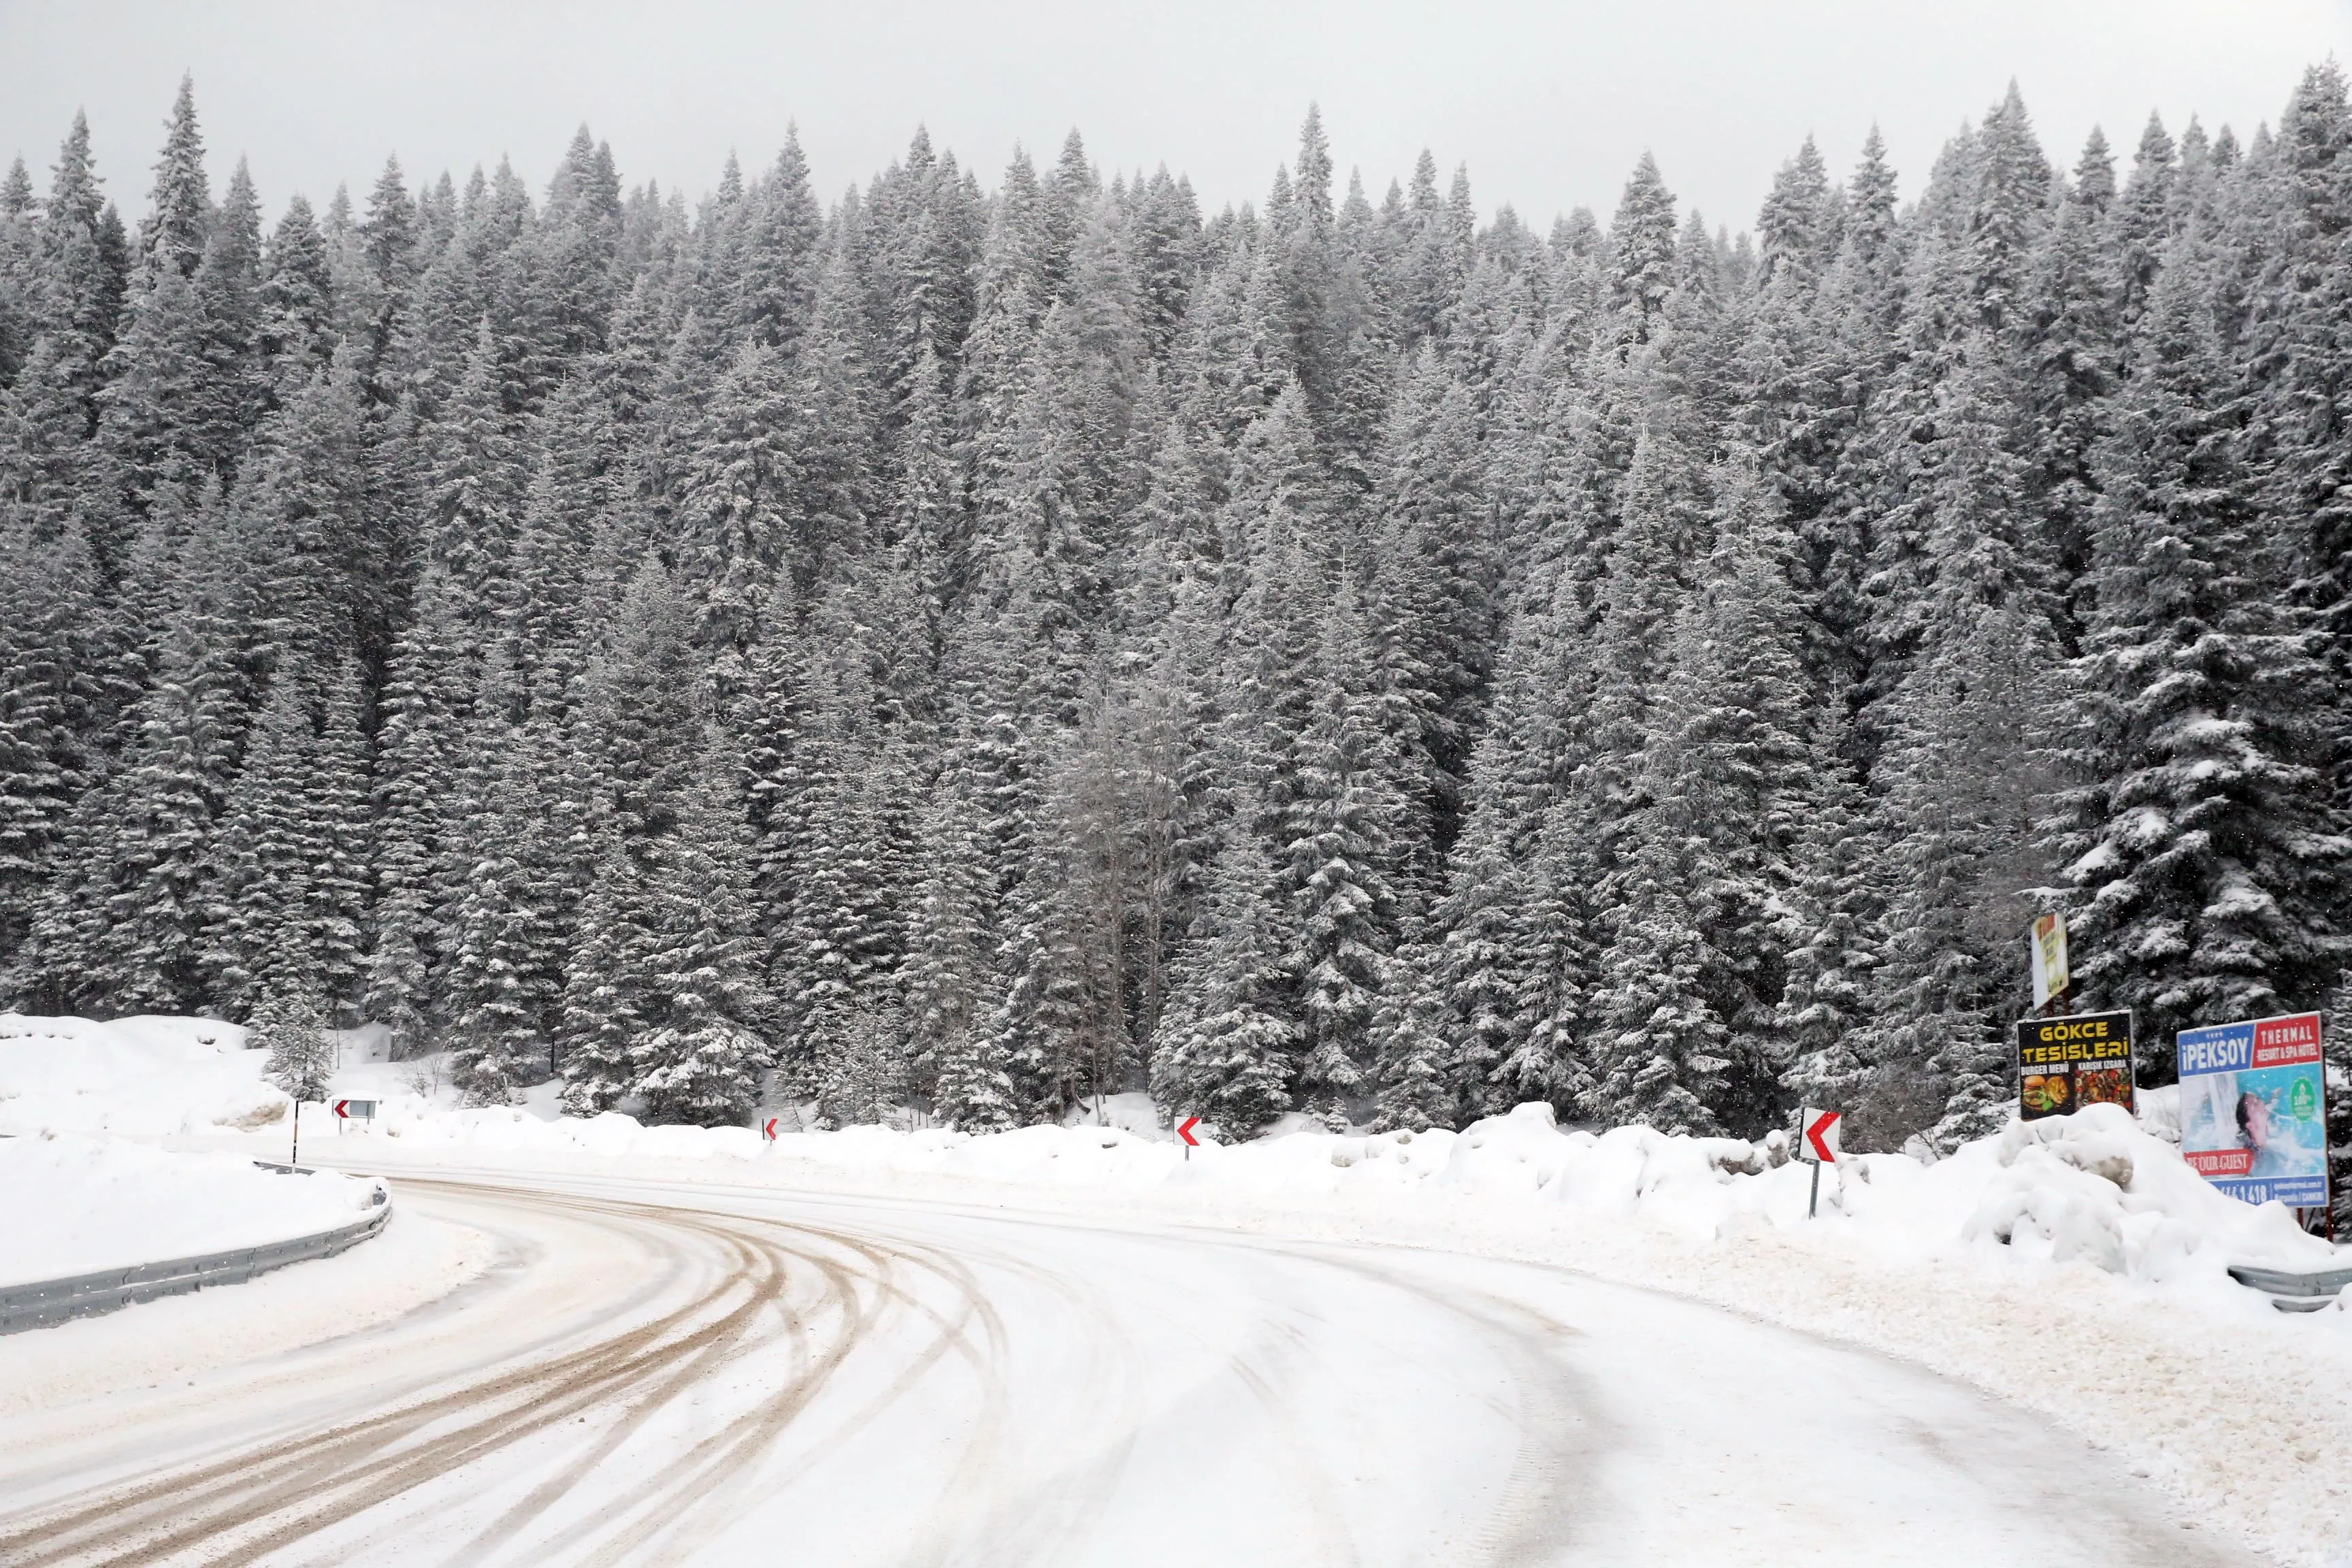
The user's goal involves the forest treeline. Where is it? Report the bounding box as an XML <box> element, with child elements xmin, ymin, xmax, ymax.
<box><xmin>3</xmin><ymin>73</ymin><xmax>2351</xmax><ymax>1199</ymax></box>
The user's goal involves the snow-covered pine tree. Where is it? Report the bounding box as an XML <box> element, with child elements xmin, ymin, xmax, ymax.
<box><xmin>905</xmin><ymin>773</ymin><xmax>1016</xmax><ymax>1130</ymax></box>
<box><xmin>1281</xmin><ymin>580</ymin><xmax>1407</xmax><ymax>1121</ymax></box>
<box><xmin>774</xmin><ymin>632</ymin><xmax>913</xmax><ymax>1103</ymax></box>
<box><xmin>1369</xmin><ymin>940</ymin><xmax>1454</xmax><ymax>1130</ymax></box>
<box><xmin>365</xmin><ymin>570</ymin><xmax>477</xmax><ymax>1054</ymax></box>
<box><xmin>1588</xmin><ymin>463</ymin><xmax>1818</xmax><ymax>1137</ymax></box>
<box><xmin>255</xmin><ymin>984</ymin><xmax>337</xmax><ymax>1107</ymax></box>
<box><xmin>443</xmin><ymin>659</ymin><xmax>565</xmax><ymax>1104</ymax></box>
<box><xmin>0</xmin><ymin>525</ymin><xmax>93</xmax><ymax>968</ymax></box>
<box><xmin>1608</xmin><ymin>154</ymin><xmax>1681</xmax><ymax>346</ymax></box>
<box><xmin>1775</xmin><ymin>703</ymin><xmax>1885</xmax><ymax>1117</ymax></box>
<box><xmin>203</xmin><ymin>657</ymin><xmax>368</xmax><ymax>1019</ymax></box>
<box><xmin>420</xmin><ymin>318</ymin><xmax>527</xmax><ymax>601</ymax></box>
<box><xmin>634</xmin><ymin>732</ymin><xmax>773</xmax><ymax>1126</ymax></box>
<box><xmin>2244</xmin><ymin>67</ymin><xmax>2352</xmax><ymax>693</ymax></box>
<box><xmin>20</xmin><ymin>617</ymin><xmax>238</xmax><ymax>1014</ymax></box>
<box><xmin>1149</xmin><ymin>831</ymin><xmax>1296</xmax><ymax>1137</ymax></box>
<box><xmin>556</xmin><ymin>828</ymin><xmax>651</xmax><ymax>1115</ymax></box>
<box><xmin>259</xmin><ymin>195</ymin><xmax>338</xmax><ymax>390</ymax></box>
<box><xmin>1506</xmin><ymin>796</ymin><xmax>1603</xmax><ymax>1113</ymax></box>
<box><xmin>1360</xmin><ymin>345</ymin><xmax>1494</xmax><ymax>888</ymax></box>
<box><xmin>2054</xmin><ymin>224</ymin><xmax>2351</xmax><ymax>1069</ymax></box>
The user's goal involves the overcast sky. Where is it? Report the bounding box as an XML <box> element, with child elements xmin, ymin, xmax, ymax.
<box><xmin>1</xmin><ymin>1</ymin><xmax>2347</xmax><ymax>235</ymax></box>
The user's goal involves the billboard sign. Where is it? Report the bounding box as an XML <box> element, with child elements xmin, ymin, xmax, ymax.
<box><xmin>2029</xmin><ymin>913</ymin><xmax>2070</xmax><ymax>1007</ymax></box>
<box><xmin>2014</xmin><ymin>1010</ymin><xmax>2135</xmax><ymax>1120</ymax></box>
<box><xmin>2177</xmin><ymin>1011</ymin><xmax>2330</xmax><ymax>1209</ymax></box>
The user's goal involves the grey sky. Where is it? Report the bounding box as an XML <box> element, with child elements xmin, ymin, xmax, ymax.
<box><xmin>1</xmin><ymin>0</ymin><xmax>2347</xmax><ymax>235</ymax></box>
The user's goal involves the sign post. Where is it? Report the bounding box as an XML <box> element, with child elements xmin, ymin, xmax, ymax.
<box><xmin>2177</xmin><ymin>1012</ymin><xmax>2330</xmax><ymax>1230</ymax></box>
<box><xmin>2015</xmin><ymin>1011</ymin><xmax>2135</xmax><ymax>1120</ymax></box>
<box><xmin>1796</xmin><ymin>1108</ymin><xmax>1841</xmax><ymax>1218</ymax></box>
<box><xmin>331</xmin><ymin>1098</ymin><xmax>377</xmax><ymax>1134</ymax></box>
<box><xmin>1177</xmin><ymin>1115</ymin><xmax>1201</xmax><ymax>1162</ymax></box>
<box><xmin>762</xmin><ymin>1116</ymin><xmax>780</xmax><ymax>1143</ymax></box>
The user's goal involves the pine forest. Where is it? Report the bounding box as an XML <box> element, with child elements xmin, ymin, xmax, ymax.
<box><xmin>5</xmin><ymin>72</ymin><xmax>2352</xmax><ymax>1211</ymax></box>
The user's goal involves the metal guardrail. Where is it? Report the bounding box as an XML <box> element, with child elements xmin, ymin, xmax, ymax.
<box><xmin>2226</xmin><ymin>1262</ymin><xmax>2352</xmax><ymax>1296</ymax></box>
<box><xmin>0</xmin><ymin>1182</ymin><xmax>392</xmax><ymax>1335</ymax></box>
<box><xmin>2227</xmin><ymin>1261</ymin><xmax>2352</xmax><ymax>1313</ymax></box>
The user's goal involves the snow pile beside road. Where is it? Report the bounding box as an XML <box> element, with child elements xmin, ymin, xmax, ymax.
<box><xmin>0</xmin><ymin>1013</ymin><xmax>425</xmax><ymax>1139</ymax></box>
<box><xmin>9</xmin><ymin>1006</ymin><xmax>2328</xmax><ymax>1298</ymax></box>
<box><xmin>1952</xmin><ymin>1107</ymin><xmax>2336</xmax><ymax>1279</ymax></box>
<box><xmin>1435</xmin><ymin>1100</ymin><xmax>2338</xmax><ymax>1286</ymax></box>
<box><xmin>0</xmin><ymin>1134</ymin><xmax>386</xmax><ymax>1286</ymax></box>
<box><xmin>0</xmin><ymin>1013</ymin><xmax>282</xmax><ymax>1137</ymax></box>
<box><xmin>353</xmin><ymin>1095</ymin><xmax>2340</xmax><ymax>1296</ymax></box>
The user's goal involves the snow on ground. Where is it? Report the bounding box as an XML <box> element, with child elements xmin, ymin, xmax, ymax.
<box><xmin>0</xmin><ymin>1011</ymin><xmax>406</xmax><ymax>1138</ymax></box>
<box><xmin>0</xmin><ymin>1200</ymin><xmax>493</xmax><ymax>1420</ymax></box>
<box><xmin>321</xmin><ymin>1086</ymin><xmax>2342</xmax><ymax>1280</ymax></box>
<box><xmin>0</xmin><ymin>1134</ymin><xmax>389</xmax><ymax>1286</ymax></box>
<box><xmin>0</xmin><ymin>1013</ymin><xmax>406</xmax><ymax>1292</ymax></box>
<box><xmin>248</xmin><ymin>1090</ymin><xmax>2352</xmax><ymax>1564</ymax></box>
<box><xmin>4</xmin><ymin>1012</ymin><xmax>2349</xmax><ymax>1563</ymax></box>
<box><xmin>0</xmin><ymin>1013</ymin><xmax>278</xmax><ymax>1137</ymax></box>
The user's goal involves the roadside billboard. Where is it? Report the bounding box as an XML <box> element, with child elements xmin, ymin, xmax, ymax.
<box><xmin>2176</xmin><ymin>1012</ymin><xmax>2330</xmax><ymax>1209</ymax></box>
<box><xmin>2014</xmin><ymin>1011</ymin><xmax>2135</xmax><ymax>1120</ymax></box>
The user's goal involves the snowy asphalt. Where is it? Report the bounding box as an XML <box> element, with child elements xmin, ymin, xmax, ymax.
<box><xmin>0</xmin><ymin>1171</ymin><xmax>2255</xmax><ymax>1567</ymax></box>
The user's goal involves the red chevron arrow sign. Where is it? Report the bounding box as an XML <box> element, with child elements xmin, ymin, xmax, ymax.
<box><xmin>762</xmin><ymin>1117</ymin><xmax>779</xmax><ymax>1141</ymax></box>
<box><xmin>1176</xmin><ymin>1116</ymin><xmax>1201</xmax><ymax>1147</ymax></box>
<box><xmin>1801</xmin><ymin>1109</ymin><xmax>1842</xmax><ymax>1164</ymax></box>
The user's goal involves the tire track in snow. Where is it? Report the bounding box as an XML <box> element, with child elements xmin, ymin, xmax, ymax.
<box><xmin>0</xmin><ymin>1181</ymin><xmax>915</xmax><ymax>1567</ymax></box>
<box><xmin>1290</xmin><ymin>1250</ymin><xmax>1616</xmax><ymax>1565</ymax></box>
<box><xmin>551</xmin><ymin>1222</ymin><xmax>1008</xmax><ymax>1567</ymax></box>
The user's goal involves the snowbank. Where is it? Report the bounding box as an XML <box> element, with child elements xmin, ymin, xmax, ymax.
<box><xmin>0</xmin><ymin>1012</ymin><xmax>418</xmax><ymax>1138</ymax></box>
<box><xmin>0</xmin><ymin>1013</ymin><xmax>282</xmax><ymax>1137</ymax></box>
<box><xmin>0</xmin><ymin>1134</ymin><xmax>387</xmax><ymax>1286</ymax></box>
<box><xmin>348</xmin><ymin>1094</ymin><xmax>2341</xmax><ymax>1287</ymax></box>
<box><xmin>6</xmin><ymin>1009</ymin><xmax>2335</xmax><ymax>1301</ymax></box>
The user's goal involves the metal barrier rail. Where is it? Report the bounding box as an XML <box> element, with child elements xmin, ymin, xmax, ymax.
<box><xmin>0</xmin><ymin>1185</ymin><xmax>391</xmax><ymax>1335</ymax></box>
<box><xmin>2226</xmin><ymin>1260</ymin><xmax>2352</xmax><ymax>1313</ymax></box>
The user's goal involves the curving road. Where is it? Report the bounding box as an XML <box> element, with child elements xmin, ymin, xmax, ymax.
<box><xmin>0</xmin><ymin>1171</ymin><xmax>2251</xmax><ymax>1567</ymax></box>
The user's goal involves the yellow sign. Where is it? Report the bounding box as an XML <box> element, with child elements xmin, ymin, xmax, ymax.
<box><xmin>2014</xmin><ymin>1010</ymin><xmax>2135</xmax><ymax>1120</ymax></box>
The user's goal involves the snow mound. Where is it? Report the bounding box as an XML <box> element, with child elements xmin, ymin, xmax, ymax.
<box><xmin>1953</xmin><ymin>1104</ymin><xmax>2330</xmax><ymax>1284</ymax></box>
<box><xmin>0</xmin><ymin>1134</ymin><xmax>386</xmax><ymax>1286</ymax></box>
<box><xmin>0</xmin><ymin>1013</ymin><xmax>444</xmax><ymax>1137</ymax></box>
<box><xmin>0</xmin><ymin>1013</ymin><xmax>283</xmax><ymax>1137</ymax></box>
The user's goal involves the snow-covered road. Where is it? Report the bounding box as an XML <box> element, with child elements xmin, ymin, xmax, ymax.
<box><xmin>0</xmin><ymin>1171</ymin><xmax>2253</xmax><ymax>1567</ymax></box>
